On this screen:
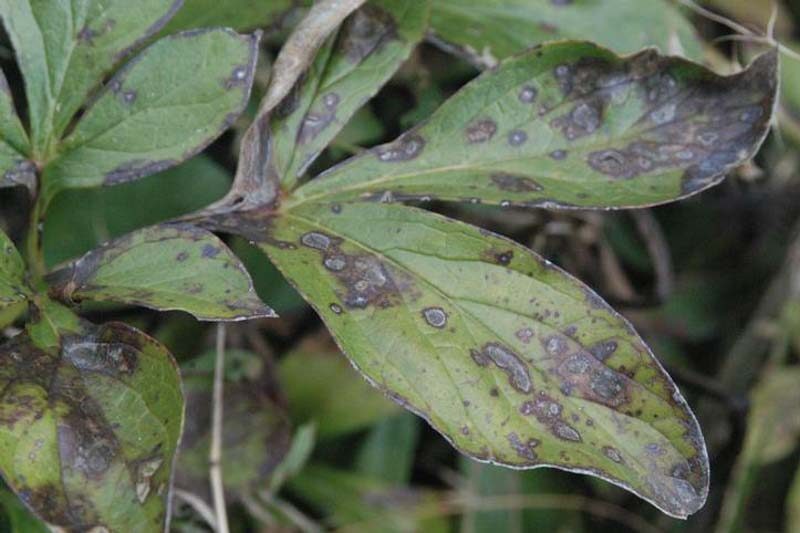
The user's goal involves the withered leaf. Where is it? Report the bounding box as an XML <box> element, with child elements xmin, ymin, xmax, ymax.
<box><xmin>46</xmin><ymin>224</ymin><xmax>275</xmax><ymax>322</ymax></box>
<box><xmin>0</xmin><ymin>299</ymin><xmax>183</xmax><ymax>531</ymax></box>
<box><xmin>261</xmin><ymin>201</ymin><xmax>709</xmax><ymax>518</ymax></box>
<box><xmin>189</xmin><ymin>0</ymin><xmax>367</xmax><ymax>222</ymax></box>
<box><xmin>289</xmin><ymin>43</ymin><xmax>778</xmax><ymax>210</ymax></box>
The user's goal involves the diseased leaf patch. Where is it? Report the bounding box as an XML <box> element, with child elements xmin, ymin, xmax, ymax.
<box><xmin>0</xmin><ymin>229</ymin><xmax>29</xmax><ymax>314</ymax></box>
<box><xmin>46</xmin><ymin>224</ymin><xmax>275</xmax><ymax>321</ymax></box>
<box><xmin>260</xmin><ymin>201</ymin><xmax>709</xmax><ymax>518</ymax></box>
<box><xmin>42</xmin><ymin>27</ymin><xmax>260</xmax><ymax>201</ymax></box>
<box><xmin>270</xmin><ymin>0</ymin><xmax>429</xmax><ymax>189</ymax></box>
<box><xmin>0</xmin><ymin>0</ymin><xmax>184</xmax><ymax>156</ymax></box>
<box><xmin>0</xmin><ymin>305</ymin><xmax>183</xmax><ymax>532</ymax></box>
<box><xmin>290</xmin><ymin>43</ymin><xmax>778</xmax><ymax>210</ymax></box>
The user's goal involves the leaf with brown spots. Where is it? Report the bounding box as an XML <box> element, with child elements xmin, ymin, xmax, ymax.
<box><xmin>0</xmin><ymin>0</ymin><xmax>183</xmax><ymax>157</ymax></box>
<box><xmin>46</xmin><ymin>223</ymin><xmax>275</xmax><ymax>321</ymax></box>
<box><xmin>187</xmin><ymin>0</ymin><xmax>368</xmax><ymax>222</ymax></box>
<box><xmin>0</xmin><ymin>298</ymin><xmax>183</xmax><ymax>531</ymax></box>
<box><xmin>0</xmin><ymin>68</ymin><xmax>33</xmax><ymax>192</ymax></box>
<box><xmin>261</xmin><ymin>201</ymin><xmax>709</xmax><ymax>518</ymax></box>
<box><xmin>289</xmin><ymin>42</ymin><xmax>778</xmax><ymax>210</ymax></box>
<box><xmin>271</xmin><ymin>0</ymin><xmax>429</xmax><ymax>190</ymax></box>
<box><xmin>41</xmin><ymin>27</ymin><xmax>259</xmax><ymax>204</ymax></box>
<box><xmin>0</xmin><ymin>229</ymin><xmax>30</xmax><ymax>322</ymax></box>
<box><xmin>429</xmin><ymin>0</ymin><xmax>703</xmax><ymax>68</ymax></box>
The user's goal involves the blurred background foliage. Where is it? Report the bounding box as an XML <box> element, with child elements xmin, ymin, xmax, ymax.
<box><xmin>2</xmin><ymin>0</ymin><xmax>800</xmax><ymax>531</ymax></box>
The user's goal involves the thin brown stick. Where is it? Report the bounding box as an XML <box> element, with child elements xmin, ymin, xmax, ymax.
<box><xmin>630</xmin><ymin>210</ymin><xmax>674</xmax><ymax>302</ymax></box>
<box><xmin>174</xmin><ymin>489</ymin><xmax>218</xmax><ymax>530</ymax></box>
<box><xmin>210</xmin><ymin>323</ymin><xmax>228</xmax><ymax>533</ymax></box>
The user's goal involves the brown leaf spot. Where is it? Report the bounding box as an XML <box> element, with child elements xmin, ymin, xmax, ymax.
<box><xmin>490</xmin><ymin>172</ymin><xmax>543</xmax><ymax>193</ymax></box>
<box><xmin>507</xmin><ymin>432</ymin><xmax>539</xmax><ymax>460</ymax></box>
<box><xmin>422</xmin><ymin>307</ymin><xmax>448</xmax><ymax>328</ymax></box>
<box><xmin>104</xmin><ymin>159</ymin><xmax>176</xmax><ymax>186</ymax></box>
<box><xmin>477</xmin><ymin>343</ymin><xmax>532</xmax><ymax>394</ymax></box>
<box><xmin>375</xmin><ymin>134</ymin><xmax>425</xmax><ymax>162</ymax></box>
<box><xmin>465</xmin><ymin>119</ymin><xmax>498</xmax><ymax>144</ymax></box>
<box><xmin>339</xmin><ymin>5</ymin><xmax>398</xmax><ymax>63</ymax></box>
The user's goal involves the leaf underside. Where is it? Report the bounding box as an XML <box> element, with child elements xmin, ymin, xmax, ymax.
<box><xmin>0</xmin><ymin>308</ymin><xmax>183</xmax><ymax>531</ymax></box>
<box><xmin>46</xmin><ymin>224</ymin><xmax>274</xmax><ymax>321</ymax></box>
<box><xmin>290</xmin><ymin>43</ymin><xmax>778</xmax><ymax>210</ymax></box>
<box><xmin>259</xmin><ymin>201</ymin><xmax>709</xmax><ymax>518</ymax></box>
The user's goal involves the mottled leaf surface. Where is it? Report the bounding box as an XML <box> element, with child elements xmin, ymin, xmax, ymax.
<box><xmin>162</xmin><ymin>0</ymin><xmax>294</xmax><ymax>33</ymax></box>
<box><xmin>47</xmin><ymin>224</ymin><xmax>274</xmax><ymax>321</ymax></box>
<box><xmin>42</xmin><ymin>28</ymin><xmax>259</xmax><ymax>201</ymax></box>
<box><xmin>272</xmin><ymin>0</ymin><xmax>429</xmax><ymax>189</ymax></box>
<box><xmin>429</xmin><ymin>0</ymin><xmax>703</xmax><ymax>67</ymax></box>
<box><xmin>0</xmin><ymin>70</ymin><xmax>32</xmax><ymax>191</ymax></box>
<box><xmin>0</xmin><ymin>301</ymin><xmax>183</xmax><ymax>531</ymax></box>
<box><xmin>0</xmin><ymin>229</ymin><xmax>29</xmax><ymax>314</ymax></box>
<box><xmin>262</xmin><ymin>201</ymin><xmax>708</xmax><ymax>518</ymax></box>
<box><xmin>0</xmin><ymin>0</ymin><xmax>182</xmax><ymax>156</ymax></box>
<box><xmin>290</xmin><ymin>43</ymin><xmax>778</xmax><ymax>210</ymax></box>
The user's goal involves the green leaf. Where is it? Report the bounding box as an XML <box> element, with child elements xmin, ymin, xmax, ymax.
<box><xmin>288</xmin><ymin>464</ymin><xmax>446</xmax><ymax>531</ymax></box>
<box><xmin>0</xmin><ymin>487</ymin><xmax>48</xmax><ymax>533</ymax></box>
<box><xmin>0</xmin><ymin>301</ymin><xmax>183</xmax><ymax>531</ymax></box>
<box><xmin>176</xmin><ymin>350</ymin><xmax>291</xmax><ymax>496</ymax></box>
<box><xmin>0</xmin><ymin>0</ymin><xmax>182</xmax><ymax>156</ymax></box>
<box><xmin>0</xmin><ymin>228</ymin><xmax>29</xmax><ymax>316</ymax></box>
<box><xmin>271</xmin><ymin>0</ymin><xmax>429</xmax><ymax>189</ymax></box>
<box><xmin>262</xmin><ymin>201</ymin><xmax>709</xmax><ymax>518</ymax></box>
<box><xmin>717</xmin><ymin>367</ymin><xmax>800</xmax><ymax>532</ymax></box>
<box><xmin>355</xmin><ymin>413</ymin><xmax>419</xmax><ymax>484</ymax></box>
<box><xmin>289</xmin><ymin>43</ymin><xmax>778</xmax><ymax>210</ymax></box>
<box><xmin>46</xmin><ymin>223</ymin><xmax>275</xmax><ymax>321</ymax></box>
<box><xmin>0</xmin><ymin>69</ymin><xmax>33</xmax><ymax>191</ymax></box>
<box><xmin>429</xmin><ymin>0</ymin><xmax>704</xmax><ymax>67</ymax></box>
<box><xmin>278</xmin><ymin>347</ymin><xmax>399</xmax><ymax>439</ymax></box>
<box><xmin>42</xmin><ymin>27</ymin><xmax>259</xmax><ymax>202</ymax></box>
<box><xmin>162</xmin><ymin>0</ymin><xmax>295</xmax><ymax>33</ymax></box>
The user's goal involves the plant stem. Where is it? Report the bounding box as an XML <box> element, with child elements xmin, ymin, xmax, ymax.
<box><xmin>24</xmin><ymin>198</ymin><xmax>46</xmax><ymax>285</ymax></box>
<box><xmin>210</xmin><ymin>323</ymin><xmax>229</xmax><ymax>533</ymax></box>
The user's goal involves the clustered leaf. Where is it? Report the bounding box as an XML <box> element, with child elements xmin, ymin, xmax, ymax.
<box><xmin>0</xmin><ymin>0</ymin><xmax>785</xmax><ymax>527</ymax></box>
<box><xmin>186</xmin><ymin>2</ymin><xmax>780</xmax><ymax>520</ymax></box>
